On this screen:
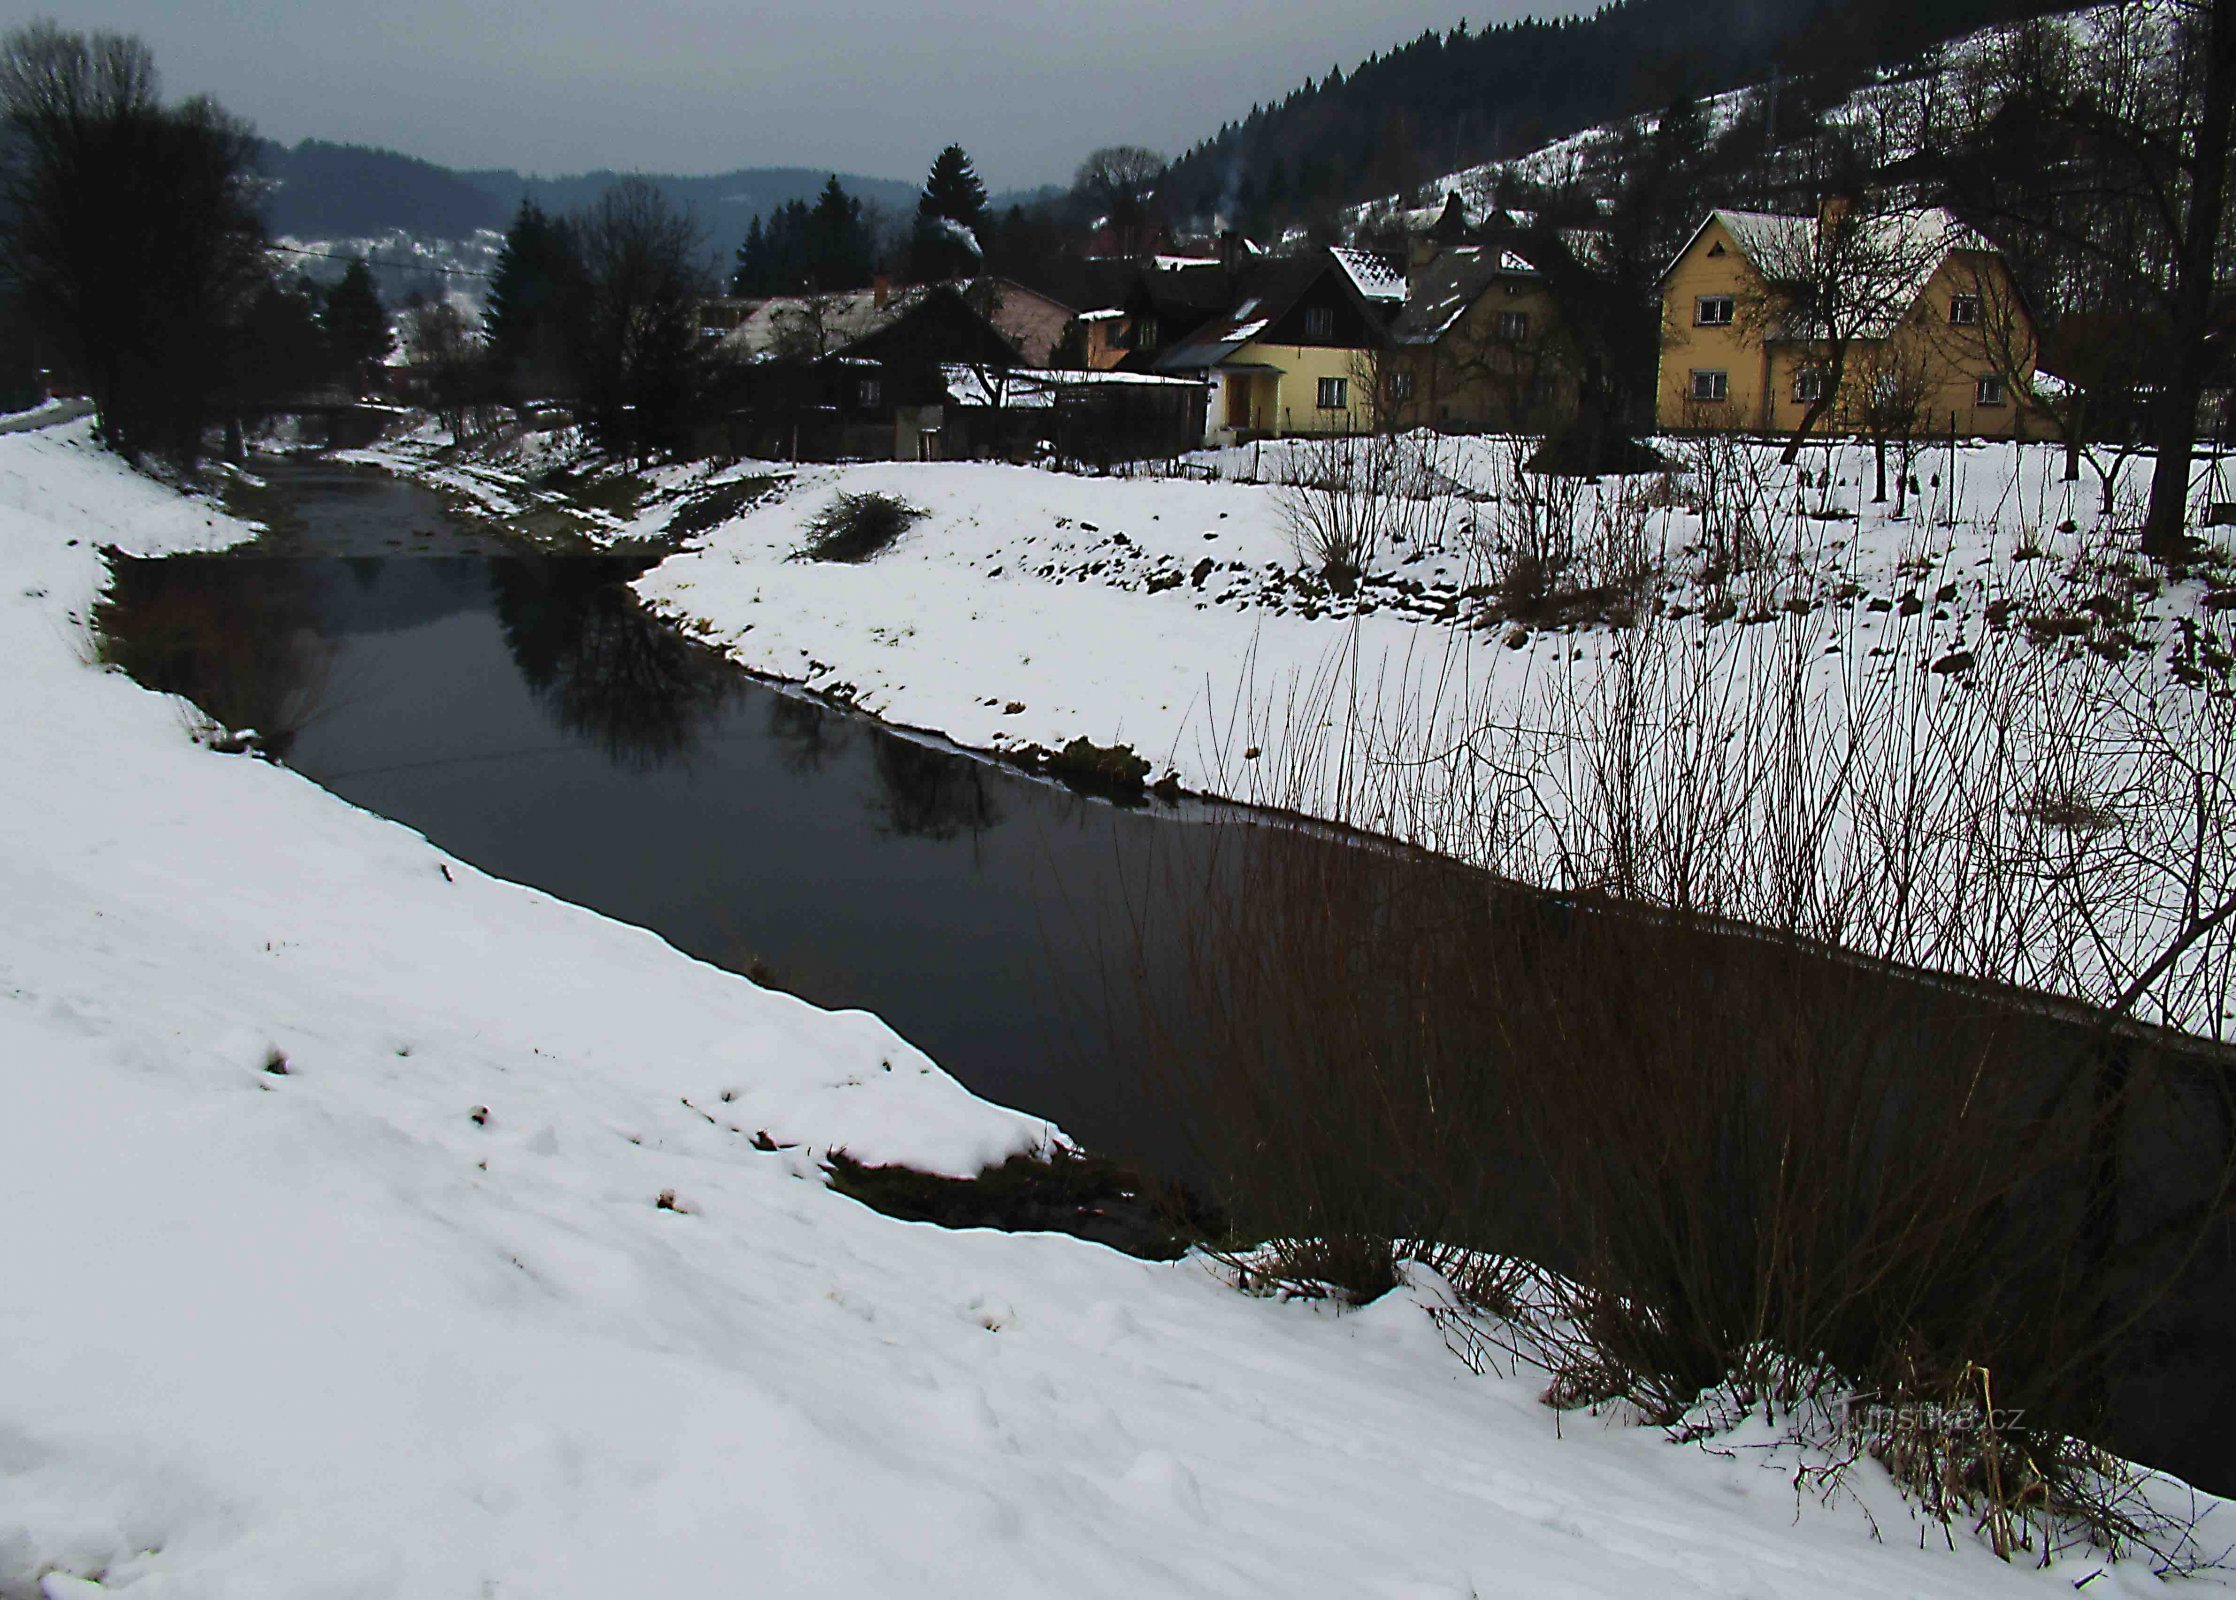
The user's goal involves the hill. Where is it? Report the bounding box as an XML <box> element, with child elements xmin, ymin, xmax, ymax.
<box><xmin>1162</xmin><ymin>0</ymin><xmax>2079</xmax><ymax>230</ymax></box>
<box><xmin>254</xmin><ymin>140</ymin><xmax>917</xmax><ymax>266</ymax></box>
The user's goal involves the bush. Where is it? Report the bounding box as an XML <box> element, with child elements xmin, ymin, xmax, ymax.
<box><xmin>1126</xmin><ymin>818</ymin><xmax>2236</xmax><ymax>1552</ymax></box>
<box><xmin>797</xmin><ymin>491</ymin><xmax>922</xmax><ymax>563</ymax></box>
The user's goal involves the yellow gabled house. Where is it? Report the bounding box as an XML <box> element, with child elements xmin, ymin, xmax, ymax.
<box><xmin>1655</xmin><ymin>204</ymin><xmax>2040</xmax><ymax>441</ymax></box>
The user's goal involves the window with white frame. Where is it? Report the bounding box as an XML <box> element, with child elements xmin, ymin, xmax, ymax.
<box><xmin>1316</xmin><ymin>375</ymin><xmax>1348</xmax><ymax>410</ymax></box>
<box><xmin>1303</xmin><ymin>306</ymin><xmax>1336</xmax><ymax>340</ymax></box>
<box><xmin>1498</xmin><ymin>310</ymin><xmax>1531</xmax><ymax>341</ymax></box>
<box><xmin>1695</xmin><ymin>295</ymin><xmax>1735</xmax><ymax>327</ymax></box>
<box><xmin>1389</xmin><ymin>369</ymin><xmax>1414</xmax><ymax>401</ymax></box>
<box><xmin>1794</xmin><ymin>367</ymin><xmax>1828</xmax><ymax>404</ymax></box>
<box><xmin>1949</xmin><ymin>294</ymin><xmax>1981</xmax><ymax>327</ymax></box>
<box><xmin>858</xmin><ymin>377</ymin><xmax>882</xmax><ymax>407</ymax></box>
<box><xmin>1689</xmin><ymin>369</ymin><xmax>1729</xmax><ymax>402</ymax></box>
<box><xmin>1975</xmin><ymin>374</ymin><xmax>2007</xmax><ymax>406</ymax></box>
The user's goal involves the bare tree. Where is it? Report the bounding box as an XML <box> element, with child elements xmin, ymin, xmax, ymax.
<box><xmin>1852</xmin><ymin>338</ymin><xmax>1932</xmax><ymax>511</ymax></box>
<box><xmin>1732</xmin><ymin>199</ymin><xmax>1950</xmax><ymax>466</ymax></box>
<box><xmin>1071</xmin><ymin>146</ymin><xmax>1166</xmax><ymax>256</ymax></box>
<box><xmin>565</xmin><ymin>177</ymin><xmax>708</xmax><ymax>461</ymax></box>
<box><xmin>1937</xmin><ymin>0</ymin><xmax>2236</xmax><ymax>560</ymax></box>
<box><xmin>0</xmin><ymin>23</ymin><xmax>266</xmax><ymax>461</ymax></box>
<box><xmin>398</xmin><ymin>298</ymin><xmax>489</xmax><ymax>445</ymax></box>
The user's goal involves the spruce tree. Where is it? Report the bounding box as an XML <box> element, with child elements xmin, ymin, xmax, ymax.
<box><xmin>320</xmin><ymin>255</ymin><xmax>393</xmax><ymax>394</ymax></box>
<box><xmin>484</xmin><ymin>200</ymin><xmax>581</xmax><ymax>398</ymax></box>
<box><xmin>730</xmin><ymin>215</ymin><xmax>767</xmax><ymax>296</ymax></box>
<box><xmin>908</xmin><ymin>144</ymin><xmax>988</xmax><ymax>282</ymax></box>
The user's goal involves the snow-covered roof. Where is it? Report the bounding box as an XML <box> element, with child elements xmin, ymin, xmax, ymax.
<box><xmin>1389</xmin><ymin>245</ymin><xmax>1541</xmax><ymax>347</ymax></box>
<box><xmin>1665</xmin><ymin>206</ymin><xmax>1997</xmax><ymax>340</ymax></box>
<box><xmin>1075</xmin><ymin>308</ymin><xmax>1126</xmax><ymax>322</ymax></box>
<box><xmin>1331</xmin><ymin>246</ymin><xmax>1407</xmax><ymax>303</ymax></box>
<box><xmin>941</xmin><ymin>364</ymin><xmax>1206</xmax><ymax>408</ymax></box>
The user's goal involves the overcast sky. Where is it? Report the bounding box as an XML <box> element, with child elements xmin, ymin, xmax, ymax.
<box><xmin>12</xmin><ymin>0</ymin><xmax>1594</xmax><ymax>190</ymax></box>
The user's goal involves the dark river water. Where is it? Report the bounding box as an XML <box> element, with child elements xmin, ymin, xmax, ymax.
<box><xmin>143</xmin><ymin>461</ymin><xmax>1232</xmax><ymax>1173</ymax></box>
<box><xmin>103</xmin><ymin>456</ymin><xmax>2236</xmax><ymax>1498</ymax></box>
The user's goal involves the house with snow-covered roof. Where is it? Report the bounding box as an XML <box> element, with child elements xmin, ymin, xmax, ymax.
<box><xmin>1387</xmin><ymin>240</ymin><xmax>1576</xmax><ymax>433</ymax></box>
<box><xmin>1656</xmin><ymin>201</ymin><xmax>2040</xmax><ymax>440</ymax></box>
<box><xmin>1147</xmin><ymin>247</ymin><xmax>1401</xmax><ymax>446</ymax></box>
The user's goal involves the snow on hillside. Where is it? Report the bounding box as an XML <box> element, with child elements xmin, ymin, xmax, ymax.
<box><xmin>273</xmin><ymin>227</ymin><xmax>504</xmax><ymax>314</ymax></box>
<box><xmin>12</xmin><ymin>417</ymin><xmax>2202</xmax><ymax>1593</ymax></box>
<box><xmin>1349</xmin><ymin>5</ymin><xmax>2101</xmax><ymax>231</ymax></box>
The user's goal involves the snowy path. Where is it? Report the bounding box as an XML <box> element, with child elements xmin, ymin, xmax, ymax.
<box><xmin>0</xmin><ymin>421</ymin><xmax>2217</xmax><ymax>1594</ymax></box>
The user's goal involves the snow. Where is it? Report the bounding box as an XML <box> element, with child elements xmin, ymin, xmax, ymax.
<box><xmin>1330</xmin><ymin>245</ymin><xmax>1408</xmax><ymax>303</ymax></box>
<box><xmin>631</xmin><ymin>434</ymin><xmax>2236</xmax><ymax>1040</ymax></box>
<box><xmin>2</xmin><ymin>417</ymin><xmax>2226</xmax><ymax>1594</ymax></box>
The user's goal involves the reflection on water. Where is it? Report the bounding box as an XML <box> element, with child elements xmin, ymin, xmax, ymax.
<box><xmin>489</xmin><ymin>557</ymin><xmax>734</xmax><ymax>770</ymax></box>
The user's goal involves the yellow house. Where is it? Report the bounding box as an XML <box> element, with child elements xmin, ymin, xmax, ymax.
<box><xmin>1152</xmin><ymin>248</ymin><xmax>1402</xmax><ymax>445</ymax></box>
<box><xmin>1656</xmin><ymin>206</ymin><xmax>2039</xmax><ymax>441</ymax></box>
<box><xmin>1389</xmin><ymin>243</ymin><xmax>1576</xmax><ymax>432</ymax></box>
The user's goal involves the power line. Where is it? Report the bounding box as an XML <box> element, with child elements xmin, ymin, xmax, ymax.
<box><xmin>268</xmin><ymin>241</ymin><xmax>497</xmax><ymax>281</ymax></box>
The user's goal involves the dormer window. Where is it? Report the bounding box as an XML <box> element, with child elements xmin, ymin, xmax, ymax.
<box><xmin>1696</xmin><ymin>295</ymin><xmax>1735</xmax><ymax>327</ymax></box>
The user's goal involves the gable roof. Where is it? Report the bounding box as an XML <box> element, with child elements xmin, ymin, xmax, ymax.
<box><xmin>1389</xmin><ymin>245</ymin><xmax>1542</xmax><ymax>346</ymax></box>
<box><xmin>721</xmin><ymin>279</ymin><xmax>1033</xmax><ymax>363</ymax></box>
<box><xmin>1661</xmin><ymin>206</ymin><xmax>2000</xmax><ymax>340</ymax></box>
<box><xmin>1153</xmin><ymin>251</ymin><xmax>1389</xmax><ymax>374</ymax></box>
<box><xmin>1330</xmin><ymin>246</ymin><xmax>1407</xmax><ymax>304</ymax></box>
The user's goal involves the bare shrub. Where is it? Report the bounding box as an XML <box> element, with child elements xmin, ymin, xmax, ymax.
<box><xmin>797</xmin><ymin>491</ymin><xmax>922</xmax><ymax>563</ymax></box>
<box><xmin>1276</xmin><ymin>432</ymin><xmax>1463</xmax><ymax>594</ymax></box>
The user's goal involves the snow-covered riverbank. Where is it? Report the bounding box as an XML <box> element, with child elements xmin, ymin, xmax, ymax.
<box><xmin>14</xmin><ymin>417</ymin><xmax>2219</xmax><ymax>1594</ymax></box>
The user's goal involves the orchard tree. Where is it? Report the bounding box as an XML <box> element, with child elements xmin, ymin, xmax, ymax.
<box><xmin>908</xmin><ymin>143</ymin><xmax>988</xmax><ymax>282</ymax></box>
<box><xmin>0</xmin><ymin>23</ymin><xmax>266</xmax><ymax>460</ymax></box>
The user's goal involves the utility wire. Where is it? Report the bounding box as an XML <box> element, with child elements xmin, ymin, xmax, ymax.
<box><xmin>267</xmin><ymin>241</ymin><xmax>498</xmax><ymax>281</ymax></box>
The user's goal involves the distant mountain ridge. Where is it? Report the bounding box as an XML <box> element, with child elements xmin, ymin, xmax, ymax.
<box><xmin>254</xmin><ymin>140</ymin><xmax>919</xmax><ymax>262</ymax></box>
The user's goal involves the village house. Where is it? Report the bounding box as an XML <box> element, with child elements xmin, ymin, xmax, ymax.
<box><xmin>707</xmin><ymin>280</ymin><xmax>1019</xmax><ymax>460</ymax></box>
<box><xmin>1145</xmin><ymin>246</ymin><xmax>1403</xmax><ymax>446</ymax></box>
<box><xmin>1388</xmin><ymin>241</ymin><xmax>1576</xmax><ymax>433</ymax></box>
<box><xmin>1656</xmin><ymin>203</ymin><xmax>2040</xmax><ymax>441</ymax></box>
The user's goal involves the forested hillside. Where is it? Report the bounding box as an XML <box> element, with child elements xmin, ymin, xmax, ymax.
<box><xmin>254</xmin><ymin>140</ymin><xmax>916</xmax><ymax>262</ymax></box>
<box><xmin>1164</xmin><ymin>0</ymin><xmax>2080</xmax><ymax>230</ymax></box>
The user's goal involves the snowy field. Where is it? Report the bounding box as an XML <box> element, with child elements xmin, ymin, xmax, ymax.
<box><xmin>16</xmin><ymin>418</ymin><xmax>2215</xmax><ymax>1591</ymax></box>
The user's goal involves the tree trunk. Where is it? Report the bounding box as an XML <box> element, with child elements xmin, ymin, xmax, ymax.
<box><xmin>2141</xmin><ymin>0</ymin><xmax>2236</xmax><ymax>561</ymax></box>
<box><xmin>1873</xmin><ymin>437</ymin><xmax>1888</xmax><ymax>503</ymax></box>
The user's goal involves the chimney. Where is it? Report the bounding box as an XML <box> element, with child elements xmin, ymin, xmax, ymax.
<box><xmin>873</xmin><ymin>270</ymin><xmax>890</xmax><ymax>310</ymax></box>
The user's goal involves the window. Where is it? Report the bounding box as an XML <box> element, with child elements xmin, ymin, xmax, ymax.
<box><xmin>1498</xmin><ymin>310</ymin><xmax>1531</xmax><ymax>341</ymax></box>
<box><xmin>1316</xmin><ymin>376</ymin><xmax>1348</xmax><ymax>410</ymax></box>
<box><xmin>1136</xmin><ymin>322</ymin><xmax>1160</xmax><ymax>352</ymax></box>
<box><xmin>1389</xmin><ymin>370</ymin><xmax>1415</xmax><ymax>402</ymax></box>
<box><xmin>1949</xmin><ymin>294</ymin><xmax>1981</xmax><ymax>327</ymax></box>
<box><xmin>1975</xmin><ymin>374</ymin><xmax>2007</xmax><ymax>406</ymax></box>
<box><xmin>1794</xmin><ymin>367</ymin><xmax>1828</xmax><ymax>404</ymax></box>
<box><xmin>1689</xmin><ymin>369</ymin><xmax>1729</xmax><ymax>403</ymax></box>
<box><xmin>1695</xmin><ymin>295</ymin><xmax>1735</xmax><ymax>327</ymax></box>
<box><xmin>858</xmin><ymin>378</ymin><xmax>882</xmax><ymax>408</ymax></box>
<box><xmin>1303</xmin><ymin>306</ymin><xmax>1336</xmax><ymax>341</ymax></box>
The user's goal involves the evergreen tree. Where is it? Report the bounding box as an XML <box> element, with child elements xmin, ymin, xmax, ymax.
<box><xmin>321</xmin><ymin>255</ymin><xmax>392</xmax><ymax>394</ymax></box>
<box><xmin>729</xmin><ymin>215</ymin><xmax>767</xmax><ymax>295</ymax></box>
<box><xmin>484</xmin><ymin>200</ymin><xmax>581</xmax><ymax>398</ymax></box>
<box><xmin>908</xmin><ymin>144</ymin><xmax>988</xmax><ymax>282</ymax></box>
<box><xmin>803</xmin><ymin>176</ymin><xmax>875</xmax><ymax>290</ymax></box>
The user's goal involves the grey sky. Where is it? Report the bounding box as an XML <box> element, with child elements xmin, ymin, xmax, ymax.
<box><xmin>12</xmin><ymin>0</ymin><xmax>1594</xmax><ymax>189</ymax></box>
